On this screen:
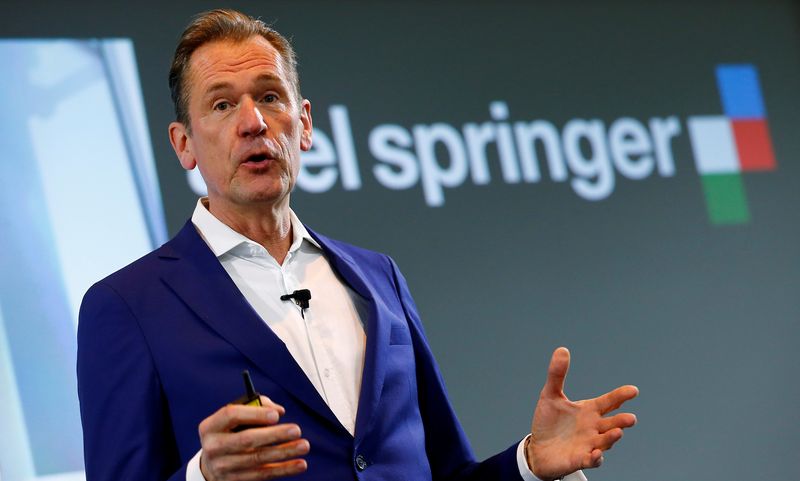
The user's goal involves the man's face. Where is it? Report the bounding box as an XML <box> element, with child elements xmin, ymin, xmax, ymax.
<box><xmin>169</xmin><ymin>36</ymin><xmax>312</xmax><ymax>213</ymax></box>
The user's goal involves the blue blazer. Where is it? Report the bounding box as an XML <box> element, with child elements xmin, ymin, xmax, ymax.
<box><xmin>77</xmin><ymin>221</ymin><xmax>521</xmax><ymax>480</ymax></box>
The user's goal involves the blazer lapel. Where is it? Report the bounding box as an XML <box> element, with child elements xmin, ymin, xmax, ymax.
<box><xmin>158</xmin><ymin>222</ymin><xmax>342</xmax><ymax>430</ymax></box>
<box><xmin>307</xmin><ymin>228</ymin><xmax>390</xmax><ymax>440</ymax></box>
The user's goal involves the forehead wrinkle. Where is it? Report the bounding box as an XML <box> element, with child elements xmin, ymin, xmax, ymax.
<box><xmin>188</xmin><ymin>39</ymin><xmax>289</xmax><ymax>100</ymax></box>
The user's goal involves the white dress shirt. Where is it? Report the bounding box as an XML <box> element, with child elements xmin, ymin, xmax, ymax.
<box><xmin>185</xmin><ymin>199</ymin><xmax>582</xmax><ymax>481</ymax></box>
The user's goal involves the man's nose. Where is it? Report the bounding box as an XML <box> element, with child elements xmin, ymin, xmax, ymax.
<box><xmin>237</xmin><ymin>98</ymin><xmax>267</xmax><ymax>137</ymax></box>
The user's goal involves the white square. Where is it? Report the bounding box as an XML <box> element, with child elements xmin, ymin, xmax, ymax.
<box><xmin>687</xmin><ymin>116</ymin><xmax>740</xmax><ymax>174</ymax></box>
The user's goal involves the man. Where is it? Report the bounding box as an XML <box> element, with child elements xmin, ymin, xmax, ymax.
<box><xmin>77</xmin><ymin>9</ymin><xmax>638</xmax><ymax>481</ymax></box>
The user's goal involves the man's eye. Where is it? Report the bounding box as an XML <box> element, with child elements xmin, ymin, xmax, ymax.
<box><xmin>263</xmin><ymin>94</ymin><xmax>277</xmax><ymax>103</ymax></box>
<box><xmin>213</xmin><ymin>101</ymin><xmax>231</xmax><ymax>111</ymax></box>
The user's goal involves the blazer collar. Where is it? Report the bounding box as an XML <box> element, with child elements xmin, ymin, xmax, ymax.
<box><xmin>305</xmin><ymin>227</ymin><xmax>390</xmax><ymax>440</ymax></box>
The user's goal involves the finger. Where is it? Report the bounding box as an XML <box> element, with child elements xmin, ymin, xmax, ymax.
<box><xmin>200</xmin><ymin>404</ymin><xmax>282</xmax><ymax>434</ymax></box>
<box><xmin>222</xmin><ymin>438</ymin><xmax>310</xmax><ymax>471</ymax></box>
<box><xmin>218</xmin><ymin>459</ymin><xmax>308</xmax><ymax>481</ymax></box>
<box><xmin>594</xmin><ymin>385</ymin><xmax>639</xmax><ymax>415</ymax></box>
<box><xmin>259</xmin><ymin>395</ymin><xmax>286</xmax><ymax>416</ymax></box>
<box><xmin>598</xmin><ymin>412</ymin><xmax>637</xmax><ymax>433</ymax></box>
<box><xmin>583</xmin><ymin>448</ymin><xmax>604</xmax><ymax>469</ymax></box>
<box><xmin>595</xmin><ymin>427</ymin><xmax>623</xmax><ymax>451</ymax></box>
<box><xmin>541</xmin><ymin>347</ymin><xmax>570</xmax><ymax>397</ymax></box>
<box><xmin>257</xmin><ymin>459</ymin><xmax>308</xmax><ymax>480</ymax></box>
<box><xmin>218</xmin><ymin>423</ymin><xmax>303</xmax><ymax>455</ymax></box>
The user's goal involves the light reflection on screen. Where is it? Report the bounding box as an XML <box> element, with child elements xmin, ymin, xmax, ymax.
<box><xmin>0</xmin><ymin>39</ymin><xmax>165</xmax><ymax>481</ymax></box>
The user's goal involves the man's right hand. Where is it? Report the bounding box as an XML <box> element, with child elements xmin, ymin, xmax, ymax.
<box><xmin>199</xmin><ymin>396</ymin><xmax>310</xmax><ymax>481</ymax></box>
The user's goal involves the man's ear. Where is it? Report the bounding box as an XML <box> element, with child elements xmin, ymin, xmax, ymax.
<box><xmin>168</xmin><ymin>121</ymin><xmax>196</xmax><ymax>170</ymax></box>
<box><xmin>299</xmin><ymin>99</ymin><xmax>313</xmax><ymax>152</ymax></box>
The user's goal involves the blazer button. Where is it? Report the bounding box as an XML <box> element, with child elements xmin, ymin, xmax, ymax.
<box><xmin>355</xmin><ymin>454</ymin><xmax>368</xmax><ymax>471</ymax></box>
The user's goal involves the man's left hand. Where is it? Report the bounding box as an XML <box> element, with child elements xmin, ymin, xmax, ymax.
<box><xmin>526</xmin><ymin>347</ymin><xmax>639</xmax><ymax>481</ymax></box>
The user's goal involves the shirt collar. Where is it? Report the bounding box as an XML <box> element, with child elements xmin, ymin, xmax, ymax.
<box><xmin>191</xmin><ymin>198</ymin><xmax>320</xmax><ymax>258</ymax></box>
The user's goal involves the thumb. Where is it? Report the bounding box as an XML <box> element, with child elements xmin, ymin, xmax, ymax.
<box><xmin>541</xmin><ymin>347</ymin><xmax>570</xmax><ymax>397</ymax></box>
<box><xmin>259</xmin><ymin>395</ymin><xmax>286</xmax><ymax>416</ymax></box>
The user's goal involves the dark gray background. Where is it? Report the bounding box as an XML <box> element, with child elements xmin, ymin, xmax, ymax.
<box><xmin>4</xmin><ymin>1</ymin><xmax>799</xmax><ymax>479</ymax></box>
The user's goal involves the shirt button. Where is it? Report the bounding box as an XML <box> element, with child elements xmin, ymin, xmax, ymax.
<box><xmin>323</xmin><ymin>368</ymin><xmax>331</xmax><ymax>378</ymax></box>
<box><xmin>355</xmin><ymin>454</ymin><xmax>368</xmax><ymax>471</ymax></box>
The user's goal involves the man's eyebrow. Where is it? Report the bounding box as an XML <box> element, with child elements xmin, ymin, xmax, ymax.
<box><xmin>252</xmin><ymin>73</ymin><xmax>284</xmax><ymax>87</ymax></box>
<box><xmin>202</xmin><ymin>74</ymin><xmax>285</xmax><ymax>98</ymax></box>
<box><xmin>203</xmin><ymin>81</ymin><xmax>234</xmax><ymax>98</ymax></box>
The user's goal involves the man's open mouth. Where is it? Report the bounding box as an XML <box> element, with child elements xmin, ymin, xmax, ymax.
<box><xmin>243</xmin><ymin>153</ymin><xmax>271</xmax><ymax>164</ymax></box>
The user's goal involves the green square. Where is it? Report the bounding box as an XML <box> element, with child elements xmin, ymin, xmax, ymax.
<box><xmin>701</xmin><ymin>174</ymin><xmax>750</xmax><ymax>225</ymax></box>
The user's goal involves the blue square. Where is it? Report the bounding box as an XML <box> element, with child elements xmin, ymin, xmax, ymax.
<box><xmin>715</xmin><ymin>64</ymin><xmax>766</xmax><ymax>119</ymax></box>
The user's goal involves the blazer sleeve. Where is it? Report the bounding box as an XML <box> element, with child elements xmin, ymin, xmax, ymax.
<box><xmin>77</xmin><ymin>281</ymin><xmax>186</xmax><ymax>481</ymax></box>
<box><xmin>386</xmin><ymin>257</ymin><xmax>523</xmax><ymax>481</ymax></box>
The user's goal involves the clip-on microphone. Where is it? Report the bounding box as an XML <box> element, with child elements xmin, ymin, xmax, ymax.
<box><xmin>280</xmin><ymin>289</ymin><xmax>311</xmax><ymax>318</ymax></box>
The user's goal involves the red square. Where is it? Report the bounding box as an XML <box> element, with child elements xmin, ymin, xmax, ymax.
<box><xmin>732</xmin><ymin>119</ymin><xmax>777</xmax><ymax>171</ymax></box>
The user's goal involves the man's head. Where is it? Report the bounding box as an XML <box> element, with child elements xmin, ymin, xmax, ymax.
<box><xmin>167</xmin><ymin>9</ymin><xmax>313</xmax><ymax>216</ymax></box>
<box><xmin>169</xmin><ymin>9</ymin><xmax>301</xmax><ymax>129</ymax></box>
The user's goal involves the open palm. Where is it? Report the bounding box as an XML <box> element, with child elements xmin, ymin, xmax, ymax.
<box><xmin>526</xmin><ymin>347</ymin><xmax>639</xmax><ymax>481</ymax></box>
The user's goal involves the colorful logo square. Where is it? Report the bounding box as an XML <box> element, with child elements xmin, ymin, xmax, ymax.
<box><xmin>688</xmin><ymin>64</ymin><xmax>777</xmax><ymax>225</ymax></box>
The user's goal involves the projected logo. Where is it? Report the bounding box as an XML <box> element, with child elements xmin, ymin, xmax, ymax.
<box><xmin>183</xmin><ymin>64</ymin><xmax>780</xmax><ymax>227</ymax></box>
<box><xmin>688</xmin><ymin>64</ymin><xmax>777</xmax><ymax>224</ymax></box>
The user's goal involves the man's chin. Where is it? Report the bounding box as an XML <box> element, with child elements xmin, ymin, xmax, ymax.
<box><xmin>231</xmin><ymin>185</ymin><xmax>292</xmax><ymax>207</ymax></box>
